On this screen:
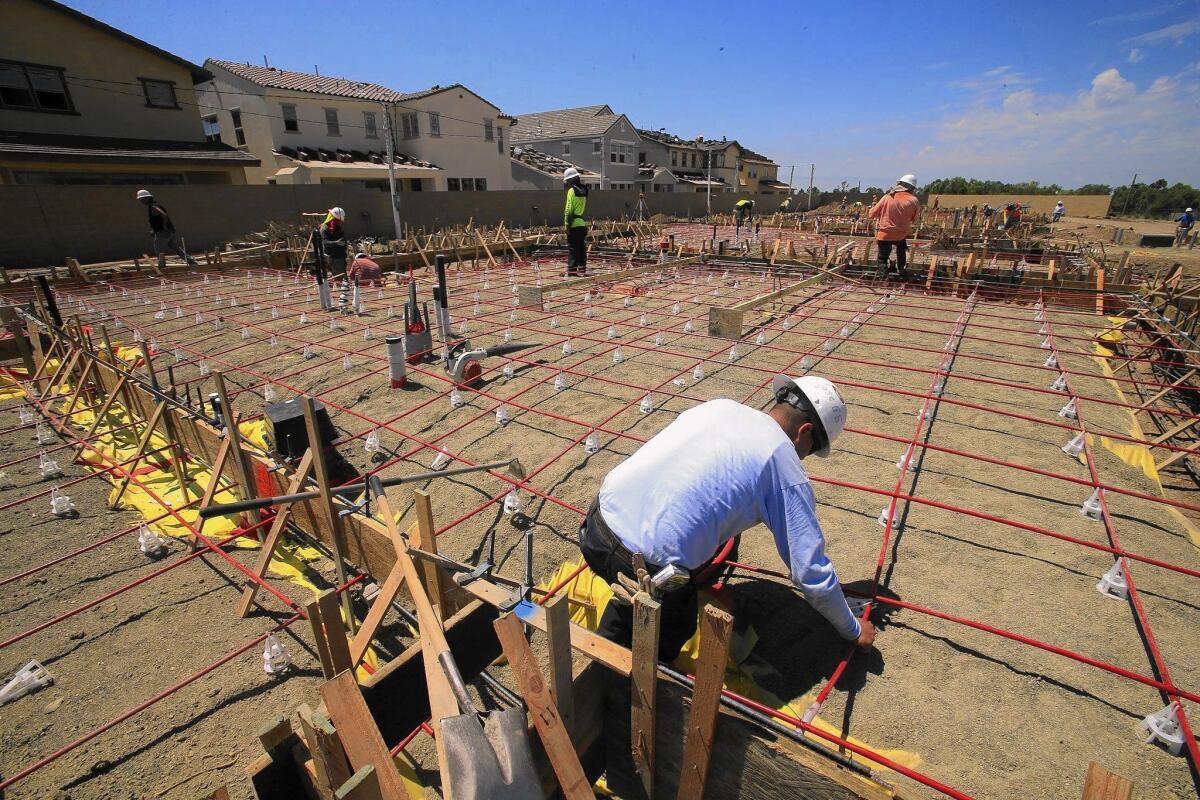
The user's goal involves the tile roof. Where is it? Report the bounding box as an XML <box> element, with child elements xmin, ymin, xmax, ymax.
<box><xmin>0</xmin><ymin>130</ymin><xmax>259</xmax><ymax>165</ymax></box>
<box><xmin>510</xmin><ymin>105</ymin><xmax>619</xmax><ymax>142</ymax></box>
<box><xmin>274</xmin><ymin>145</ymin><xmax>437</xmax><ymax>170</ymax></box>
<box><xmin>206</xmin><ymin>60</ymin><xmax>405</xmax><ymax>102</ymax></box>
<box><xmin>510</xmin><ymin>146</ymin><xmax>598</xmax><ymax>179</ymax></box>
<box><xmin>739</xmin><ymin>147</ymin><xmax>777</xmax><ymax>164</ymax></box>
<box><xmin>637</xmin><ymin>129</ymin><xmax>733</xmax><ymax>151</ymax></box>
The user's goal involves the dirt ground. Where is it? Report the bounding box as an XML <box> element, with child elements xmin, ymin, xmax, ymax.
<box><xmin>1044</xmin><ymin>214</ymin><xmax>1200</xmax><ymax>281</ymax></box>
<box><xmin>1</xmin><ymin>248</ymin><xmax>1197</xmax><ymax>799</ymax></box>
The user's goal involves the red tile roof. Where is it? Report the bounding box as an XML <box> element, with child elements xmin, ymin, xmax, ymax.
<box><xmin>207</xmin><ymin>60</ymin><xmax>405</xmax><ymax>102</ymax></box>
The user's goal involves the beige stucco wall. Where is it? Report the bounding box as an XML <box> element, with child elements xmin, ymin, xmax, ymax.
<box><xmin>399</xmin><ymin>89</ymin><xmax>513</xmax><ymax>190</ymax></box>
<box><xmin>929</xmin><ymin>194</ymin><xmax>1112</xmax><ymax>216</ymax></box>
<box><xmin>0</xmin><ymin>0</ymin><xmax>206</xmax><ymax>142</ymax></box>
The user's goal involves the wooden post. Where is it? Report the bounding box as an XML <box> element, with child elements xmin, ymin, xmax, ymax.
<box><xmin>675</xmin><ymin>606</ymin><xmax>734</xmax><ymax>800</ymax></box>
<box><xmin>411</xmin><ymin>489</ymin><xmax>448</xmax><ymax>618</ymax></box>
<box><xmin>347</xmin><ymin>529</ymin><xmax>412</xmax><ymax>669</ymax></box>
<box><xmin>297</xmin><ymin>704</ymin><xmax>354</xmax><ymax>800</ymax></box>
<box><xmin>924</xmin><ymin>254</ymin><xmax>939</xmax><ymax>291</ymax></box>
<box><xmin>318</xmin><ymin>589</ymin><xmax>354</xmax><ymax>675</ymax></box>
<box><xmin>25</xmin><ymin>316</ymin><xmax>46</xmax><ymax>393</ymax></box>
<box><xmin>301</xmin><ymin>395</ymin><xmax>357</xmax><ymax>634</ymax></box>
<box><xmin>320</xmin><ymin>671</ymin><xmax>409</xmax><ymax>800</ymax></box>
<box><xmin>1096</xmin><ymin>267</ymin><xmax>1105</xmax><ymax>315</ymax></box>
<box><xmin>0</xmin><ymin>306</ymin><xmax>35</xmax><ymax>376</ymax></box>
<box><xmin>544</xmin><ymin>592</ymin><xmax>576</xmax><ymax>737</ymax></box>
<box><xmin>631</xmin><ymin>591</ymin><xmax>661</xmax><ymax>799</ymax></box>
<box><xmin>493</xmin><ymin>612</ymin><xmax>593</xmax><ymax>800</ymax></box>
<box><xmin>308</xmin><ymin>597</ymin><xmax>337</xmax><ymax>679</ymax></box>
<box><xmin>212</xmin><ymin>372</ymin><xmax>264</xmax><ymax>536</ymax></box>
<box><xmin>335</xmin><ymin>765</ymin><xmax>382</xmax><ymax>800</ymax></box>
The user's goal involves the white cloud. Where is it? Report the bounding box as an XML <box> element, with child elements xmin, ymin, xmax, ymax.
<box><xmin>1128</xmin><ymin>47</ymin><xmax>1145</xmax><ymax>63</ymax></box>
<box><xmin>949</xmin><ymin>65</ymin><xmax>1036</xmax><ymax>93</ymax></box>
<box><xmin>1091</xmin><ymin>3</ymin><xmax>1181</xmax><ymax>25</ymax></box>
<box><xmin>1125</xmin><ymin>19</ymin><xmax>1200</xmax><ymax>45</ymax></box>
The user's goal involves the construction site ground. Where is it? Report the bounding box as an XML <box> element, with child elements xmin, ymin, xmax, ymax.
<box><xmin>0</xmin><ymin>244</ymin><xmax>1197</xmax><ymax>799</ymax></box>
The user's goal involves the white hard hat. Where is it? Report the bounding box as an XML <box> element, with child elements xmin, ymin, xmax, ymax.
<box><xmin>136</xmin><ymin>189</ymin><xmax>153</xmax><ymax>200</ymax></box>
<box><xmin>896</xmin><ymin>174</ymin><xmax>917</xmax><ymax>189</ymax></box>
<box><xmin>354</xmin><ymin>252</ymin><xmax>367</xmax><ymax>260</ymax></box>
<box><xmin>330</xmin><ymin>207</ymin><xmax>346</xmax><ymax>220</ymax></box>
<box><xmin>1188</xmin><ymin>208</ymin><xmax>1194</xmax><ymax>212</ymax></box>
<box><xmin>771</xmin><ymin>374</ymin><xmax>847</xmax><ymax>458</ymax></box>
<box><xmin>563</xmin><ymin>167</ymin><xmax>580</xmax><ymax>182</ymax></box>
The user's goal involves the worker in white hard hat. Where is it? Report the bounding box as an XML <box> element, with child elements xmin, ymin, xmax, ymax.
<box><xmin>1176</xmin><ymin>208</ymin><xmax>1195</xmax><ymax>247</ymax></box>
<box><xmin>580</xmin><ymin>375</ymin><xmax>876</xmax><ymax>661</ymax></box>
<box><xmin>563</xmin><ymin>167</ymin><xmax>588</xmax><ymax>276</ymax></box>
<box><xmin>136</xmin><ymin>189</ymin><xmax>198</xmax><ymax>267</ymax></box>
<box><xmin>320</xmin><ymin>206</ymin><xmax>349</xmax><ymax>277</ymax></box>
<box><xmin>868</xmin><ymin>174</ymin><xmax>921</xmax><ymax>281</ymax></box>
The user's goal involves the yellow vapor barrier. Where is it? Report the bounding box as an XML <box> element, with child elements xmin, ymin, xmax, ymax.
<box><xmin>41</xmin><ymin>382</ymin><xmax>381</xmax><ymax>679</ymax></box>
<box><xmin>0</xmin><ymin>370</ymin><xmax>28</xmax><ymax>400</ymax></box>
<box><xmin>1091</xmin><ymin>323</ymin><xmax>1200</xmax><ymax>549</ymax></box>
<box><xmin>540</xmin><ymin>559</ymin><xmax>921</xmax><ymax>778</ymax></box>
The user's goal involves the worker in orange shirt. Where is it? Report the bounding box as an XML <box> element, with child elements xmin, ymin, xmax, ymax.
<box><xmin>868</xmin><ymin>174</ymin><xmax>921</xmax><ymax>280</ymax></box>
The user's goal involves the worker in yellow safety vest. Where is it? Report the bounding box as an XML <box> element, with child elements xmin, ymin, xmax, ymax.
<box><xmin>735</xmin><ymin>198</ymin><xmax>754</xmax><ymax>235</ymax></box>
<box><xmin>563</xmin><ymin>167</ymin><xmax>589</xmax><ymax>276</ymax></box>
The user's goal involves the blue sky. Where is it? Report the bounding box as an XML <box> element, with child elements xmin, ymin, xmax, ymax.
<box><xmin>72</xmin><ymin>0</ymin><xmax>1199</xmax><ymax>190</ymax></box>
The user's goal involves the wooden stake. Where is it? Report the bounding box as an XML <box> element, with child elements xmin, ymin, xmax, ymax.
<box><xmin>675</xmin><ymin>605</ymin><xmax>734</xmax><ymax>800</ymax></box>
<box><xmin>212</xmin><ymin>372</ymin><xmax>264</xmax><ymax>535</ymax></box>
<box><xmin>236</xmin><ymin>449</ymin><xmax>315</xmax><ymax>615</ymax></box>
<box><xmin>301</xmin><ymin>395</ymin><xmax>357</xmax><ymax>634</ymax></box>
<box><xmin>493</xmin><ymin>612</ymin><xmax>593</xmax><ymax>800</ymax></box>
<box><xmin>319</xmin><ymin>589</ymin><xmax>354</xmax><ymax>675</ymax></box>
<box><xmin>631</xmin><ymin>591</ymin><xmax>661</xmax><ymax>800</ymax></box>
<box><xmin>1080</xmin><ymin>761</ymin><xmax>1132</xmax><ymax>800</ymax></box>
<box><xmin>335</xmin><ymin>765</ymin><xmax>382</xmax><ymax>800</ymax></box>
<box><xmin>308</xmin><ymin>597</ymin><xmax>337</xmax><ymax>679</ymax></box>
<box><xmin>544</xmin><ymin>592</ymin><xmax>576</xmax><ymax>736</ymax></box>
<box><xmin>186</xmin><ymin>434</ymin><xmax>233</xmax><ymax>551</ymax></box>
<box><xmin>296</xmin><ymin>703</ymin><xmax>354</xmax><ymax>800</ymax></box>
<box><xmin>411</xmin><ymin>489</ymin><xmax>448</xmax><ymax>618</ymax></box>
<box><xmin>320</xmin><ymin>671</ymin><xmax>408</xmax><ymax>800</ymax></box>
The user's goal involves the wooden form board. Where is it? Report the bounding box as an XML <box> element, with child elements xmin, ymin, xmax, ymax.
<box><xmin>708</xmin><ymin>264</ymin><xmax>846</xmax><ymax>339</ymax></box>
<box><xmin>517</xmin><ymin>256</ymin><xmax>704</xmax><ymax>309</ymax></box>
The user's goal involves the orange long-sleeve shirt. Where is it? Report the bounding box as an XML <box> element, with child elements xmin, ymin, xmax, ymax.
<box><xmin>868</xmin><ymin>191</ymin><xmax>920</xmax><ymax>241</ymax></box>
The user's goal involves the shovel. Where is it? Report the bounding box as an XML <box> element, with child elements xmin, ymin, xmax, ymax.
<box><xmin>368</xmin><ymin>474</ymin><xmax>540</xmax><ymax>800</ymax></box>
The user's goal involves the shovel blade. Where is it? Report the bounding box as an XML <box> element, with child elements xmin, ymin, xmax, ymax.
<box><xmin>441</xmin><ymin>708</ymin><xmax>541</xmax><ymax>800</ymax></box>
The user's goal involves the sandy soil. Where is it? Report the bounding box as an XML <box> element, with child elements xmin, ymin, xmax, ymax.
<box><xmin>1</xmin><ymin>248</ymin><xmax>1197</xmax><ymax>799</ymax></box>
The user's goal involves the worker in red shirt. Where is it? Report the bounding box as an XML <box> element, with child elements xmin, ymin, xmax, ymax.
<box><xmin>347</xmin><ymin>252</ymin><xmax>383</xmax><ymax>285</ymax></box>
<box><xmin>868</xmin><ymin>174</ymin><xmax>921</xmax><ymax>280</ymax></box>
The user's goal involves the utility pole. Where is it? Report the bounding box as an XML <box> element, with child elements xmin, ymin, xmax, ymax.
<box><xmin>381</xmin><ymin>102</ymin><xmax>403</xmax><ymax>243</ymax></box>
<box><xmin>806</xmin><ymin>163</ymin><xmax>815</xmax><ymax>211</ymax></box>
<box><xmin>1119</xmin><ymin>173</ymin><xmax>1137</xmax><ymax>217</ymax></box>
<box><xmin>706</xmin><ymin>147</ymin><xmax>712</xmax><ymax>220</ymax></box>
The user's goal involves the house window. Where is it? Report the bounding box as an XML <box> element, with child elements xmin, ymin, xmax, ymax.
<box><xmin>475</xmin><ymin>178</ymin><xmax>487</xmax><ymax>191</ymax></box>
<box><xmin>497</xmin><ymin>126</ymin><xmax>503</xmax><ymax>154</ymax></box>
<box><xmin>639</xmin><ymin>151</ymin><xmax>646</xmax><ymax>164</ymax></box>
<box><xmin>401</xmin><ymin>112</ymin><xmax>419</xmax><ymax>139</ymax></box>
<box><xmin>592</xmin><ymin>140</ymin><xmax>602</xmax><ymax>155</ymax></box>
<box><xmin>0</xmin><ymin>62</ymin><xmax>73</xmax><ymax>112</ymax></box>
<box><xmin>429</xmin><ymin>112</ymin><xmax>441</xmax><ymax>137</ymax></box>
<box><xmin>690</xmin><ymin>153</ymin><xmax>697</xmax><ymax>168</ymax></box>
<box><xmin>281</xmin><ymin>103</ymin><xmax>299</xmax><ymax>132</ymax></box>
<box><xmin>324</xmin><ymin>108</ymin><xmax>340</xmax><ymax>136</ymax></box>
<box><xmin>670</xmin><ymin>151</ymin><xmax>677</xmax><ymax>166</ymax></box>
<box><xmin>202</xmin><ymin>115</ymin><xmax>221</xmax><ymax>143</ymax></box>
<box><xmin>483</xmin><ymin>119</ymin><xmax>494</xmax><ymax>141</ymax></box>
<box><xmin>447</xmin><ymin>178</ymin><xmax>460</xmax><ymax>191</ymax></box>
<box><xmin>229</xmin><ymin>108</ymin><xmax>246</xmax><ymax>146</ymax></box>
<box><xmin>363</xmin><ymin>111</ymin><xmax>377</xmax><ymax>138</ymax></box>
<box><xmin>140</xmin><ymin>78</ymin><xmax>178</xmax><ymax>109</ymax></box>
<box><xmin>460</xmin><ymin>178</ymin><xmax>474</xmax><ymax>192</ymax></box>
<box><xmin>409</xmin><ymin>179</ymin><xmax>422</xmax><ymax>191</ymax></box>
<box><xmin>562</xmin><ymin>141</ymin><xmax>570</xmax><ymax>156</ymax></box>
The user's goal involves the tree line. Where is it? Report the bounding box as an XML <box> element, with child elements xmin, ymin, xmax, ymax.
<box><xmin>917</xmin><ymin>177</ymin><xmax>1200</xmax><ymax>218</ymax></box>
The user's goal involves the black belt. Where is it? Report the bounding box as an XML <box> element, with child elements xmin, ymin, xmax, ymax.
<box><xmin>584</xmin><ymin>498</ymin><xmax>668</xmax><ymax>575</ymax></box>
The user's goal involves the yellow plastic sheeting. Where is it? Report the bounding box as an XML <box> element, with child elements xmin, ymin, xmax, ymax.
<box><xmin>540</xmin><ymin>560</ymin><xmax>921</xmax><ymax>775</ymax></box>
<box><xmin>1090</xmin><ymin>340</ymin><xmax>1200</xmax><ymax>549</ymax></box>
<box><xmin>0</xmin><ymin>369</ymin><xmax>29</xmax><ymax>399</ymax></box>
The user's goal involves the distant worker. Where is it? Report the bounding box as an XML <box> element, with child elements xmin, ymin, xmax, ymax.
<box><xmin>735</xmin><ymin>197</ymin><xmax>755</xmax><ymax>236</ymax></box>
<box><xmin>1176</xmin><ymin>208</ymin><xmax>1195</xmax><ymax>247</ymax></box>
<box><xmin>779</xmin><ymin>196</ymin><xmax>792</xmax><ymax>213</ymax></box>
<box><xmin>1052</xmin><ymin>201</ymin><xmax>1065</xmax><ymax>223</ymax></box>
<box><xmin>563</xmin><ymin>167</ymin><xmax>589</xmax><ymax>276</ymax></box>
<box><xmin>868</xmin><ymin>174</ymin><xmax>921</xmax><ymax>280</ymax></box>
<box><xmin>347</xmin><ymin>252</ymin><xmax>383</xmax><ymax>286</ymax></box>
<box><xmin>136</xmin><ymin>189</ymin><xmax>198</xmax><ymax>268</ymax></box>
<box><xmin>999</xmin><ymin>203</ymin><xmax>1023</xmax><ymax>232</ymax></box>
<box><xmin>581</xmin><ymin>375</ymin><xmax>875</xmax><ymax>661</ymax></box>
<box><xmin>321</xmin><ymin>207</ymin><xmax>348</xmax><ymax>277</ymax></box>
<box><xmin>981</xmin><ymin>203</ymin><xmax>994</xmax><ymax>228</ymax></box>
<box><xmin>933</xmin><ymin>195</ymin><xmax>940</xmax><ymax>210</ymax></box>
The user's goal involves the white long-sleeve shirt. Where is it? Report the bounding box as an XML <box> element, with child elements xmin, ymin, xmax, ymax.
<box><xmin>598</xmin><ymin>399</ymin><xmax>861</xmax><ymax>640</ymax></box>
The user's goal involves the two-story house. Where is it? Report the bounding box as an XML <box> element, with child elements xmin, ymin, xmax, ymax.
<box><xmin>509</xmin><ymin>105</ymin><xmax>643</xmax><ymax>190</ymax></box>
<box><xmin>638</xmin><ymin>129</ymin><xmax>732</xmax><ymax>194</ymax></box>
<box><xmin>0</xmin><ymin>0</ymin><xmax>257</xmax><ymax>185</ymax></box>
<box><xmin>197</xmin><ymin>63</ymin><xmax>515</xmax><ymax>191</ymax></box>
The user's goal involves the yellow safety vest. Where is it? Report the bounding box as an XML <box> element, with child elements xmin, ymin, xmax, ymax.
<box><xmin>565</xmin><ymin>187</ymin><xmax>588</xmax><ymax>228</ymax></box>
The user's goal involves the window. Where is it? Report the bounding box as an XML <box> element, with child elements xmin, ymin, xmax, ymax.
<box><xmin>401</xmin><ymin>112</ymin><xmax>419</xmax><ymax>139</ymax></box>
<box><xmin>592</xmin><ymin>140</ymin><xmax>602</xmax><ymax>155</ymax></box>
<box><xmin>690</xmin><ymin>152</ymin><xmax>697</xmax><ymax>168</ymax></box>
<box><xmin>281</xmin><ymin>103</ymin><xmax>299</xmax><ymax>132</ymax></box>
<box><xmin>638</xmin><ymin>151</ymin><xmax>646</xmax><ymax>164</ymax></box>
<box><xmin>429</xmin><ymin>112</ymin><xmax>441</xmax><ymax>137</ymax></box>
<box><xmin>475</xmin><ymin>178</ymin><xmax>487</xmax><ymax>191</ymax></box>
<box><xmin>229</xmin><ymin>108</ymin><xmax>246</xmax><ymax>146</ymax></box>
<box><xmin>202</xmin><ymin>115</ymin><xmax>221</xmax><ymax>143</ymax></box>
<box><xmin>363</xmin><ymin>111</ymin><xmax>377</xmax><ymax>138</ymax></box>
<box><xmin>324</xmin><ymin>108</ymin><xmax>340</xmax><ymax>136</ymax></box>
<box><xmin>140</xmin><ymin>78</ymin><xmax>178</xmax><ymax>109</ymax></box>
<box><xmin>562</xmin><ymin>141</ymin><xmax>570</xmax><ymax>156</ymax></box>
<box><xmin>409</xmin><ymin>179</ymin><xmax>422</xmax><ymax>191</ymax></box>
<box><xmin>460</xmin><ymin>178</ymin><xmax>474</xmax><ymax>192</ymax></box>
<box><xmin>670</xmin><ymin>151</ymin><xmax>677</xmax><ymax>167</ymax></box>
<box><xmin>497</xmin><ymin>126</ymin><xmax>503</xmax><ymax>154</ymax></box>
<box><xmin>0</xmin><ymin>61</ymin><xmax>73</xmax><ymax>112</ymax></box>
<box><xmin>483</xmin><ymin>119</ymin><xmax>494</xmax><ymax>141</ymax></box>
<box><xmin>447</xmin><ymin>178</ymin><xmax>460</xmax><ymax>191</ymax></box>
<box><xmin>610</xmin><ymin>143</ymin><xmax>628</xmax><ymax>164</ymax></box>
